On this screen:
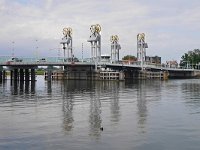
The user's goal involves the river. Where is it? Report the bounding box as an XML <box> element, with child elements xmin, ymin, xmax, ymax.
<box><xmin>0</xmin><ymin>76</ymin><xmax>200</xmax><ymax>150</ymax></box>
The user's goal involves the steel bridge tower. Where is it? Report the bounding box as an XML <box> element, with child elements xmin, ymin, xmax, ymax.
<box><xmin>137</xmin><ymin>33</ymin><xmax>148</xmax><ymax>68</ymax></box>
<box><xmin>87</xmin><ymin>24</ymin><xmax>101</xmax><ymax>69</ymax></box>
<box><xmin>60</xmin><ymin>27</ymin><xmax>73</xmax><ymax>62</ymax></box>
<box><xmin>110</xmin><ymin>35</ymin><xmax>121</xmax><ymax>63</ymax></box>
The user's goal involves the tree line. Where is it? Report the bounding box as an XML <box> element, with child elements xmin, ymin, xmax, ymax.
<box><xmin>180</xmin><ymin>49</ymin><xmax>200</xmax><ymax>69</ymax></box>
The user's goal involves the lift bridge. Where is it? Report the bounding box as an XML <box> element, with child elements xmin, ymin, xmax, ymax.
<box><xmin>0</xmin><ymin>24</ymin><xmax>200</xmax><ymax>82</ymax></box>
<box><xmin>0</xmin><ymin>56</ymin><xmax>199</xmax><ymax>81</ymax></box>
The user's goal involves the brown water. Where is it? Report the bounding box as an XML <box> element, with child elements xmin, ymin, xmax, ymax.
<box><xmin>0</xmin><ymin>76</ymin><xmax>200</xmax><ymax>150</ymax></box>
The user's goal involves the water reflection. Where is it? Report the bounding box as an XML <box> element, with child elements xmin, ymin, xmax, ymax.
<box><xmin>89</xmin><ymin>82</ymin><xmax>102</xmax><ymax>137</ymax></box>
<box><xmin>47</xmin><ymin>81</ymin><xmax>52</xmax><ymax>94</ymax></box>
<box><xmin>11</xmin><ymin>80</ymin><xmax>18</xmax><ymax>95</ymax></box>
<box><xmin>10</xmin><ymin>80</ymin><xmax>36</xmax><ymax>95</ymax></box>
<box><xmin>59</xmin><ymin>80</ymin><xmax>122</xmax><ymax>137</ymax></box>
<box><xmin>102</xmin><ymin>81</ymin><xmax>121</xmax><ymax>124</ymax></box>
<box><xmin>24</xmin><ymin>81</ymin><xmax>29</xmax><ymax>94</ymax></box>
<box><xmin>31</xmin><ymin>81</ymin><xmax>35</xmax><ymax>94</ymax></box>
<box><xmin>181</xmin><ymin>81</ymin><xmax>200</xmax><ymax>108</ymax></box>
<box><xmin>61</xmin><ymin>80</ymin><xmax>76</xmax><ymax>133</ymax></box>
<box><xmin>135</xmin><ymin>80</ymin><xmax>162</xmax><ymax>133</ymax></box>
<box><xmin>136</xmin><ymin>80</ymin><xmax>148</xmax><ymax>132</ymax></box>
<box><xmin>2</xmin><ymin>77</ymin><xmax>200</xmax><ymax>149</ymax></box>
<box><xmin>19</xmin><ymin>81</ymin><xmax>24</xmax><ymax>94</ymax></box>
<box><xmin>62</xmin><ymin>96</ymin><xmax>74</xmax><ymax>132</ymax></box>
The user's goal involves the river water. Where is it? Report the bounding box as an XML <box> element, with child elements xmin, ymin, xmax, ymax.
<box><xmin>0</xmin><ymin>76</ymin><xmax>200</xmax><ymax>150</ymax></box>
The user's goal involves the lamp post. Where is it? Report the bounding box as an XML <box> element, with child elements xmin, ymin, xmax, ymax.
<box><xmin>62</xmin><ymin>43</ymin><xmax>66</xmax><ymax>61</ymax></box>
<box><xmin>35</xmin><ymin>39</ymin><xmax>39</xmax><ymax>59</ymax></box>
<box><xmin>12</xmin><ymin>41</ymin><xmax>15</xmax><ymax>57</ymax></box>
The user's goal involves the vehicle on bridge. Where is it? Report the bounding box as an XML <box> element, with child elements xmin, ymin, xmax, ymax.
<box><xmin>7</xmin><ymin>57</ymin><xmax>23</xmax><ymax>62</ymax></box>
<box><xmin>36</xmin><ymin>58</ymin><xmax>46</xmax><ymax>62</ymax></box>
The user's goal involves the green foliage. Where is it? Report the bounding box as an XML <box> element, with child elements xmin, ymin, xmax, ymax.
<box><xmin>122</xmin><ymin>55</ymin><xmax>137</xmax><ymax>61</ymax></box>
<box><xmin>36</xmin><ymin>70</ymin><xmax>44</xmax><ymax>75</ymax></box>
<box><xmin>180</xmin><ymin>49</ymin><xmax>200</xmax><ymax>68</ymax></box>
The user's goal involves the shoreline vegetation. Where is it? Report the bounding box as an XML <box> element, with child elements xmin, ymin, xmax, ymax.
<box><xmin>35</xmin><ymin>70</ymin><xmax>44</xmax><ymax>75</ymax></box>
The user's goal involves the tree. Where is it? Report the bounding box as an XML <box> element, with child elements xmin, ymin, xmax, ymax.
<box><xmin>122</xmin><ymin>55</ymin><xmax>137</xmax><ymax>61</ymax></box>
<box><xmin>180</xmin><ymin>49</ymin><xmax>200</xmax><ymax>68</ymax></box>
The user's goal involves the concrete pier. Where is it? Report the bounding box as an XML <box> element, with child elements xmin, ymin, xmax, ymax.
<box><xmin>31</xmin><ymin>80</ymin><xmax>35</xmax><ymax>94</ymax></box>
<box><xmin>9</xmin><ymin>68</ymin><xmax>36</xmax><ymax>81</ymax></box>
<box><xmin>25</xmin><ymin>80</ymin><xmax>29</xmax><ymax>93</ymax></box>
<box><xmin>20</xmin><ymin>69</ymin><xmax>24</xmax><ymax>81</ymax></box>
<box><xmin>2</xmin><ymin>70</ymin><xmax>6</xmax><ymax>80</ymax></box>
<box><xmin>14</xmin><ymin>69</ymin><xmax>18</xmax><ymax>81</ymax></box>
<box><xmin>19</xmin><ymin>81</ymin><xmax>24</xmax><ymax>93</ymax></box>
<box><xmin>0</xmin><ymin>71</ymin><xmax>2</xmax><ymax>82</ymax></box>
<box><xmin>99</xmin><ymin>71</ymin><xmax>125</xmax><ymax>80</ymax></box>
<box><xmin>10</xmin><ymin>70</ymin><xmax>13</xmax><ymax>81</ymax></box>
<box><xmin>138</xmin><ymin>70</ymin><xmax>168</xmax><ymax>80</ymax></box>
<box><xmin>25</xmin><ymin>69</ymin><xmax>29</xmax><ymax>81</ymax></box>
<box><xmin>45</xmin><ymin>66</ymin><xmax>53</xmax><ymax>81</ymax></box>
<box><xmin>31</xmin><ymin>69</ymin><xmax>35</xmax><ymax>81</ymax></box>
<box><xmin>0</xmin><ymin>67</ymin><xmax>2</xmax><ymax>82</ymax></box>
<box><xmin>47</xmin><ymin>70</ymin><xmax>52</xmax><ymax>81</ymax></box>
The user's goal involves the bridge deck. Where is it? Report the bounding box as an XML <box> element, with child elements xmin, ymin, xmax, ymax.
<box><xmin>0</xmin><ymin>56</ymin><xmax>198</xmax><ymax>72</ymax></box>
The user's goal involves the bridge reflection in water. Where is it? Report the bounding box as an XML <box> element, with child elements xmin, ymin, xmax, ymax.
<box><xmin>10</xmin><ymin>80</ymin><xmax>36</xmax><ymax>95</ymax></box>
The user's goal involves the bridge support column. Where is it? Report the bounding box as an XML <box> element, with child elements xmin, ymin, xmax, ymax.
<box><xmin>10</xmin><ymin>70</ymin><xmax>13</xmax><ymax>81</ymax></box>
<box><xmin>19</xmin><ymin>80</ymin><xmax>24</xmax><ymax>93</ymax></box>
<box><xmin>20</xmin><ymin>69</ymin><xmax>24</xmax><ymax>81</ymax></box>
<box><xmin>25</xmin><ymin>80</ymin><xmax>29</xmax><ymax>93</ymax></box>
<box><xmin>31</xmin><ymin>69</ymin><xmax>35</xmax><ymax>81</ymax></box>
<box><xmin>31</xmin><ymin>80</ymin><xmax>35</xmax><ymax>94</ymax></box>
<box><xmin>0</xmin><ymin>71</ymin><xmax>2</xmax><ymax>82</ymax></box>
<box><xmin>119</xmin><ymin>72</ymin><xmax>125</xmax><ymax>80</ymax></box>
<box><xmin>2</xmin><ymin>70</ymin><xmax>6</xmax><ymax>80</ymax></box>
<box><xmin>64</xmin><ymin>66</ymin><xmax>68</xmax><ymax>80</ymax></box>
<box><xmin>14</xmin><ymin>69</ymin><xmax>18</xmax><ymax>81</ymax></box>
<box><xmin>46</xmin><ymin>66</ymin><xmax>53</xmax><ymax>81</ymax></box>
<box><xmin>25</xmin><ymin>69</ymin><xmax>29</xmax><ymax>81</ymax></box>
<box><xmin>47</xmin><ymin>70</ymin><xmax>52</xmax><ymax>81</ymax></box>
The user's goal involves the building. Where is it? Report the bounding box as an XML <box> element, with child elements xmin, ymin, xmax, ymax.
<box><xmin>166</xmin><ymin>60</ymin><xmax>178</xmax><ymax>68</ymax></box>
<box><xmin>145</xmin><ymin>56</ymin><xmax>161</xmax><ymax>64</ymax></box>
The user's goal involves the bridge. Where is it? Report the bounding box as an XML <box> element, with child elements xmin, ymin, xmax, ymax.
<box><xmin>1</xmin><ymin>24</ymin><xmax>200</xmax><ymax>82</ymax></box>
<box><xmin>0</xmin><ymin>55</ymin><xmax>199</xmax><ymax>82</ymax></box>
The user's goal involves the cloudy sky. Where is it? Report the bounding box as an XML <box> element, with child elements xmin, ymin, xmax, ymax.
<box><xmin>0</xmin><ymin>0</ymin><xmax>200</xmax><ymax>62</ymax></box>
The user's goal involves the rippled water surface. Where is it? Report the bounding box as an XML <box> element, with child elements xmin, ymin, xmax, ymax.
<box><xmin>0</xmin><ymin>76</ymin><xmax>200</xmax><ymax>150</ymax></box>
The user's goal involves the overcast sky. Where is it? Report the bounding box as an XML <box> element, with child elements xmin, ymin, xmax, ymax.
<box><xmin>0</xmin><ymin>0</ymin><xmax>200</xmax><ymax>62</ymax></box>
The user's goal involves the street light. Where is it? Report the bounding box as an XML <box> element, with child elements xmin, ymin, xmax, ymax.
<box><xmin>12</xmin><ymin>41</ymin><xmax>15</xmax><ymax>57</ymax></box>
<box><xmin>35</xmin><ymin>39</ymin><xmax>39</xmax><ymax>59</ymax></box>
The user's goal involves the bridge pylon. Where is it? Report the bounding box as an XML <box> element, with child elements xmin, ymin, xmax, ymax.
<box><xmin>137</xmin><ymin>33</ymin><xmax>148</xmax><ymax>69</ymax></box>
<box><xmin>60</xmin><ymin>27</ymin><xmax>73</xmax><ymax>62</ymax></box>
<box><xmin>87</xmin><ymin>24</ymin><xmax>101</xmax><ymax>70</ymax></box>
<box><xmin>110</xmin><ymin>35</ymin><xmax>121</xmax><ymax>63</ymax></box>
